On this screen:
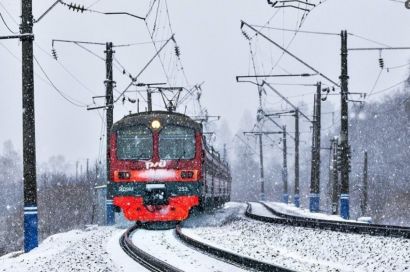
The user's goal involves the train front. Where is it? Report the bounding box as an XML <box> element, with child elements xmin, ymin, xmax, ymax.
<box><xmin>108</xmin><ymin>112</ymin><xmax>203</xmax><ymax>222</ymax></box>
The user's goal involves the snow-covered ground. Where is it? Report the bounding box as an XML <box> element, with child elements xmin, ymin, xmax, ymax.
<box><xmin>132</xmin><ymin>229</ymin><xmax>246</xmax><ymax>271</ymax></box>
<box><xmin>264</xmin><ymin>201</ymin><xmax>357</xmax><ymax>222</ymax></box>
<box><xmin>249</xmin><ymin>202</ymin><xmax>282</xmax><ymax>218</ymax></box>
<box><xmin>0</xmin><ymin>225</ymin><xmax>148</xmax><ymax>272</ymax></box>
<box><xmin>2</xmin><ymin>202</ymin><xmax>408</xmax><ymax>272</ymax></box>
<box><xmin>182</xmin><ymin>217</ymin><xmax>410</xmax><ymax>272</ymax></box>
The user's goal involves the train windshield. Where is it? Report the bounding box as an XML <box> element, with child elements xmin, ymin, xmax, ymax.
<box><xmin>117</xmin><ymin>126</ymin><xmax>153</xmax><ymax>160</ymax></box>
<box><xmin>159</xmin><ymin>125</ymin><xmax>195</xmax><ymax>160</ymax></box>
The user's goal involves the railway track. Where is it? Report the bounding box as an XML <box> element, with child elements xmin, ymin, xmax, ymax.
<box><xmin>119</xmin><ymin>224</ymin><xmax>183</xmax><ymax>272</ymax></box>
<box><xmin>120</xmin><ymin>222</ymin><xmax>295</xmax><ymax>272</ymax></box>
<box><xmin>246</xmin><ymin>202</ymin><xmax>410</xmax><ymax>239</ymax></box>
<box><xmin>175</xmin><ymin>225</ymin><xmax>295</xmax><ymax>272</ymax></box>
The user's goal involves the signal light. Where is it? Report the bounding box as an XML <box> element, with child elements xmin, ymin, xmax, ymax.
<box><xmin>118</xmin><ymin>171</ymin><xmax>130</xmax><ymax>179</ymax></box>
<box><xmin>181</xmin><ymin>171</ymin><xmax>194</xmax><ymax>179</ymax></box>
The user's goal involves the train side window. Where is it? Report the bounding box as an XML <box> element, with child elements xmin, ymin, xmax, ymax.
<box><xmin>159</xmin><ymin>125</ymin><xmax>195</xmax><ymax>160</ymax></box>
<box><xmin>117</xmin><ymin>125</ymin><xmax>153</xmax><ymax>160</ymax></box>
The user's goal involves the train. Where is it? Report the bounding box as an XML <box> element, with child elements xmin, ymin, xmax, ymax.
<box><xmin>107</xmin><ymin>110</ymin><xmax>232</xmax><ymax>222</ymax></box>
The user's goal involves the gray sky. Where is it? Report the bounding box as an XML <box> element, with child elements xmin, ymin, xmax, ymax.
<box><xmin>0</xmin><ymin>0</ymin><xmax>409</xmax><ymax>167</ymax></box>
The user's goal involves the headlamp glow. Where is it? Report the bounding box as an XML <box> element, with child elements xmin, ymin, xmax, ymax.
<box><xmin>151</xmin><ymin>120</ymin><xmax>161</xmax><ymax>129</ymax></box>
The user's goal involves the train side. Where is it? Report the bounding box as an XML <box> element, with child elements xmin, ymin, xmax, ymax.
<box><xmin>107</xmin><ymin>111</ymin><xmax>231</xmax><ymax>222</ymax></box>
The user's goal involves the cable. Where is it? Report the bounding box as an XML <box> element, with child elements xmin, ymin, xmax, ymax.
<box><xmin>367</xmin><ymin>69</ymin><xmax>383</xmax><ymax>98</ymax></box>
<box><xmin>0</xmin><ymin>12</ymin><xmax>18</xmax><ymax>34</ymax></box>
<box><xmin>164</xmin><ymin>0</ymin><xmax>190</xmax><ymax>86</ymax></box>
<box><xmin>250</xmin><ymin>25</ymin><xmax>340</xmax><ymax>36</ymax></box>
<box><xmin>74</xmin><ymin>42</ymin><xmax>105</xmax><ymax>61</ymax></box>
<box><xmin>33</xmin><ymin>55</ymin><xmax>88</xmax><ymax>108</ymax></box>
<box><xmin>144</xmin><ymin>21</ymin><xmax>172</xmax><ymax>85</ymax></box>
<box><xmin>34</xmin><ymin>42</ymin><xmax>97</xmax><ymax>95</ymax></box>
<box><xmin>348</xmin><ymin>33</ymin><xmax>391</xmax><ymax>48</ymax></box>
<box><xmin>0</xmin><ymin>2</ymin><xmax>19</xmax><ymax>25</ymax></box>
<box><xmin>368</xmin><ymin>79</ymin><xmax>406</xmax><ymax>96</ymax></box>
<box><xmin>86</xmin><ymin>0</ymin><xmax>104</xmax><ymax>9</ymax></box>
<box><xmin>146</xmin><ymin>0</ymin><xmax>158</xmax><ymax>18</ymax></box>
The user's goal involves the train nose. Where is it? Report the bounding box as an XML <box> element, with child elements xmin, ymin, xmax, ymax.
<box><xmin>144</xmin><ymin>184</ymin><xmax>168</xmax><ymax>205</ymax></box>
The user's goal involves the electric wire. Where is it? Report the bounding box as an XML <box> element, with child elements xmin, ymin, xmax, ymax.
<box><xmin>368</xmin><ymin>79</ymin><xmax>406</xmax><ymax>96</ymax></box>
<box><xmin>146</xmin><ymin>0</ymin><xmax>158</xmax><ymax>18</ymax></box>
<box><xmin>33</xmin><ymin>55</ymin><xmax>88</xmax><ymax>108</ymax></box>
<box><xmin>0</xmin><ymin>12</ymin><xmax>18</xmax><ymax>34</ymax></box>
<box><xmin>0</xmin><ymin>41</ymin><xmax>90</xmax><ymax>108</ymax></box>
<box><xmin>86</xmin><ymin>0</ymin><xmax>104</xmax><ymax>9</ymax></box>
<box><xmin>34</xmin><ymin>42</ymin><xmax>97</xmax><ymax>96</ymax></box>
<box><xmin>367</xmin><ymin>69</ymin><xmax>383</xmax><ymax>98</ymax></box>
<box><xmin>74</xmin><ymin>42</ymin><xmax>105</xmax><ymax>61</ymax></box>
<box><xmin>0</xmin><ymin>2</ymin><xmax>19</xmax><ymax>25</ymax></box>
<box><xmin>164</xmin><ymin>0</ymin><xmax>190</xmax><ymax>86</ymax></box>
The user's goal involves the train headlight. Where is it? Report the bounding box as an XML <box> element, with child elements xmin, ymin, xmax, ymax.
<box><xmin>181</xmin><ymin>171</ymin><xmax>194</xmax><ymax>179</ymax></box>
<box><xmin>151</xmin><ymin>120</ymin><xmax>161</xmax><ymax>129</ymax></box>
<box><xmin>118</xmin><ymin>171</ymin><xmax>131</xmax><ymax>179</ymax></box>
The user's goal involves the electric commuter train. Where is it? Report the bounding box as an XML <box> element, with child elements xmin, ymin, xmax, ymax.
<box><xmin>107</xmin><ymin>111</ymin><xmax>231</xmax><ymax>222</ymax></box>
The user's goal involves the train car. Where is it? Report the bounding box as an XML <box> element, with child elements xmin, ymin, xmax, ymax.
<box><xmin>107</xmin><ymin>111</ymin><xmax>231</xmax><ymax>222</ymax></box>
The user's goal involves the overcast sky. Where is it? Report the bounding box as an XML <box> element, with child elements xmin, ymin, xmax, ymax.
<box><xmin>0</xmin><ymin>0</ymin><xmax>409</xmax><ymax>167</ymax></box>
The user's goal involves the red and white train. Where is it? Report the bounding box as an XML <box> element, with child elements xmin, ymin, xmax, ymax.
<box><xmin>107</xmin><ymin>111</ymin><xmax>231</xmax><ymax>222</ymax></box>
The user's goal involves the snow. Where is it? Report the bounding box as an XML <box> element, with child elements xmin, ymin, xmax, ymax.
<box><xmin>263</xmin><ymin>201</ymin><xmax>358</xmax><ymax>222</ymax></box>
<box><xmin>248</xmin><ymin>202</ymin><xmax>282</xmax><ymax>218</ymax></box>
<box><xmin>0</xmin><ymin>225</ymin><xmax>147</xmax><ymax>272</ymax></box>
<box><xmin>182</xmin><ymin>217</ymin><xmax>410</xmax><ymax>272</ymax></box>
<box><xmin>132</xmin><ymin>229</ymin><xmax>246</xmax><ymax>271</ymax></box>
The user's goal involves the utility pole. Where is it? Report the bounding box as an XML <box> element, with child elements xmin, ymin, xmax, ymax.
<box><xmin>76</xmin><ymin>161</ymin><xmax>79</xmax><ymax>180</ymax></box>
<box><xmin>282</xmin><ymin>126</ymin><xmax>288</xmax><ymax>203</ymax></box>
<box><xmin>21</xmin><ymin>0</ymin><xmax>38</xmax><ymax>252</ymax></box>
<box><xmin>105</xmin><ymin>42</ymin><xmax>116</xmax><ymax>225</ymax></box>
<box><xmin>294</xmin><ymin>109</ymin><xmax>300</xmax><ymax>207</ymax></box>
<box><xmin>339</xmin><ymin>30</ymin><xmax>350</xmax><ymax>219</ymax></box>
<box><xmin>244</xmin><ymin>129</ymin><xmax>283</xmax><ymax>201</ymax></box>
<box><xmin>330</xmin><ymin>137</ymin><xmax>339</xmax><ymax>215</ymax></box>
<box><xmin>147</xmin><ymin>89</ymin><xmax>153</xmax><ymax>112</ymax></box>
<box><xmin>86</xmin><ymin>158</ymin><xmax>90</xmax><ymax>181</ymax></box>
<box><xmin>258</xmin><ymin>131</ymin><xmax>265</xmax><ymax>201</ymax></box>
<box><xmin>361</xmin><ymin>151</ymin><xmax>368</xmax><ymax>216</ymax></box>
<box><xmin>310</xmin><ymin>82</ymin><xmax>321</xmax><ymax>212</ymax></box>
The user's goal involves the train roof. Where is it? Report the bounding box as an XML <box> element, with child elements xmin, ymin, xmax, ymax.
<box><xmin>112</xmin><ymin>111</ymin><xmax>202</xmax><ymax>131</ymax></box>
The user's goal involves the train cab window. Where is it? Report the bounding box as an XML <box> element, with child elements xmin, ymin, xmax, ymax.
<box><xmin>117</xmin><ymin>126</ymin><xmax>153</xmax><ymax>160</ymax></box>
<box><xmin>159</xmin><ymin>125</ymin><xmax>195</xmax><ymax>160</ymax></box>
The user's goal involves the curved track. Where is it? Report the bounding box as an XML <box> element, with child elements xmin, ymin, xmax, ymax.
<box><xmin>246</xmin><ymin>202</ymin><xmax>410</xmax><ymax>239</ymax></box>
<box><xmin>119</xmin><ymin>224</ymin><xmax>183</xmax><ymax>272</ymax></box>
<box><xmin>175</xmin><ymin>225</ymin><xmax>295</xmax><ymax>272</ymax></box>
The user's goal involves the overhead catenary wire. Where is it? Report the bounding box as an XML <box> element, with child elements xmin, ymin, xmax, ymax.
<box><xmin>33</xmin><ymin>55</ymin><xmax>88</xmax><ymax>108</ymax></box>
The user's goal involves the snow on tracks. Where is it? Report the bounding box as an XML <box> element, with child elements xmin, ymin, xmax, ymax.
<box><xmin>131</xmin><ymin>228</ymin><xmax>247</xmax><ymax>271</ymax></box>
<box><xmin>182</xmin><ymin>217</ymin><xmax>410</xmax><ymax>272</ymax></box>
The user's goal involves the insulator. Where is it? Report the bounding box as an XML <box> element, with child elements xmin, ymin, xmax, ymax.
<box><xmin>174</xmin><ymin>46</ymin><xmax>181</xmax><ymax>57</ymax></box>
<box><xmin>379</xmin><ymin>58</ymin><xmax>384</xmax><ymax>69</ymax></box>
<box><xmin>128</xmin><ymin>98</ymin><xmax>136</xmax><ymax>103</ymax></box>
<box><xmin>122</xmin><ymin>69</ymin><xmax>126</xmax><ymax>75</ymax></box>
<box><xmin>242</xmin><ymin>30</ymin><xmax>251</xmax><ymax>41</ymax></box>
<box><xmin>68</xmin><ymin>3</ymin><xmax>85</xmax><ymax>13</ymax></box>
<box><xmin>51</xmin><ymin>48</ymin><xmax>58</xmax><ymax>60</ymax></box>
